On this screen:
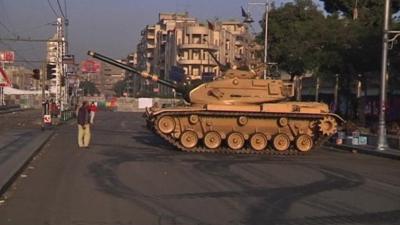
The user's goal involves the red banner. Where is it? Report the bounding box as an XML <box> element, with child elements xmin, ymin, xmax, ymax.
<box><xmin>0</xmin><ymin>51</ymin><xmax>15</xmax><ymax>63</ymax></box>
<box><xmin>81</xmin><ymin>60</ymin><xmax>101</xmax><ymax>73</ymax></box>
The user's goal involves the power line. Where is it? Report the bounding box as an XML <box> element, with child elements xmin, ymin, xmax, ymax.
<box><xmin>47</xmin><ymin>0</ymin><xmax>59</xmax><ymax>18</ymax></box>
<box><xmin>0</xmin><ymin>19</ymin><xmax>36</xmax><ymax>68</ymax></box>
<box><xmin>0</xmin><ymin>37</ymin><xmax>64</xmax><ymax>43</ymax></box>
<box><xmin>14</xmin><ymin>60</ymin><xmax>47</xmax><ymax>63</ymax></box>
<box><xmin>0</xmin><ymin>40</ymin><xmax>35</xmax><ymax>67</ymax></box>
<box><xmin>64</xmin><ymin>0</ymin><xmax>68</xmax><ymax>19</ymax></box>
<box><xmin>56</xmin><ymin>0</ymin><xmax>66</xmax><ymax>18</ymax></box>
<box><xmin>0</xmin><ymin>20</ymin><xmax>19</xmax><ymax>38</ymax></box>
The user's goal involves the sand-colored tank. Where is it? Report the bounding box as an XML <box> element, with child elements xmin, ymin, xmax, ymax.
<box><xmin>89</xmin><ymin>51</ymin><xmax>343</xmax><ymax>154</ymax></box>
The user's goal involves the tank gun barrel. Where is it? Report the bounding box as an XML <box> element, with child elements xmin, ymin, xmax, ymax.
<box><xmin>87</xmin><ymin>51</ymin><xmax>178</xmax><ymax>90</ymax></box>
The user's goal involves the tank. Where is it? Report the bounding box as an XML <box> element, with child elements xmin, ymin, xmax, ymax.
<box><xmin>88</xmin><ymin>51</ymin><xmax>344</xmax><ymax>154</ymax></box>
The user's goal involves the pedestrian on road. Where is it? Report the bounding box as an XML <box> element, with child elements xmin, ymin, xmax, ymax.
<box><xmin>89</xmin><ymin>101</ymin><xmax>97</xmax><ymax>124</ymax></box>
<box><xmin>77</xmin><ymin>101</ymin><xmax>91</xmax><ymax>148</ymax></box>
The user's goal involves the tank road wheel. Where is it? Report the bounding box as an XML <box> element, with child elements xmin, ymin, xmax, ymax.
<box><xmin>204</xmin><ymin>131</ymin><xmax>222</xmax><ymax>149</ymax></box>
<box><xmin>273</xmin><ymin>133</ymin><xmax>290</xmax><ymax>151</ymax></box>
<box><xmin>318</xmin><ymin>116</ymin><xmax>338</xmax><ymax>136</ymax></box>
<box><xmin>250</xmin><ymin>133</ymin><xmax>268</xmax><ymax>151</ymax></box>
<box><xmin>180</xmin><ymin>131</ymin><xmax>198</xmax><ymax>149</ymax></box>
<box><xmin>158</xmin><ymin>116</ymin><xmax>175</xmax><ymax>134</ymax></box>
<box><xmin>295</xmin><ymin>134</ymin><xmax>314</xmax><ymax>152</ymax></box>
<box><xmin>227</xmin><ymin>132</ymin><xmax>245</xmax><ymax>150</ymax></box>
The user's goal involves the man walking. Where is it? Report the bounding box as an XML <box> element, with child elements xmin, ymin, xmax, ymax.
<box><xmin>77</xmin><ymin>101</ymin><xmax>91</xmax><ymax>148</ymax></box>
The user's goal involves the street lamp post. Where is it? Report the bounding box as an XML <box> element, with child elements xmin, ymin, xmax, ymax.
<box><xmin>244</xmin><ymin>1</ymin><xmax>270</xmax><ymax>79</ymax></box>
<box><xmin>377</xmin><ymin>0</ymin><xmax>391</xmax><ymax>150</ymax></box>
<box><xmin>263</xmin><ymin>2</ymin><xmax>269</xmax><ymax>79</ymax></box>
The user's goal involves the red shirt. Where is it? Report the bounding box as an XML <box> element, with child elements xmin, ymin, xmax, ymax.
<box><xmin>89</xmin><ymin>104</ymin><xmax>97</xmax><ymax>112</ymax></box>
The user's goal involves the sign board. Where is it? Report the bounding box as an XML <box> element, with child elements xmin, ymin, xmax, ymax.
<box><xmin>62</xmin><ymin>55</ymin><xmax>75</xmax><ymax>65</ymax></box>
<box><xmin>138</xmin><ymin>98</ymin><xmax>153</xmax><ymax>109</ymax></box>
<box><xmin>0</xmin><ymin>67</ymin><xmax>11</xmax><ymax>87</ymax></box>
<box><xmin>43</xmin><ymin>114</ymin><xmax>52</xmax><ymax>124</ymax></box>
<box><xmin>81</xmin><ymin>59</ymin><xmax>101</xmax><ymax>73</ymax></box>
<box><xmin>153</xmin><ymin>88</ymin><xmax>159</xmax><ymax>93</ymax></box>
<box><xmin>0</xmin><ymin>51</ymin><xmax>15</xmax><ymax>63</ymax></box>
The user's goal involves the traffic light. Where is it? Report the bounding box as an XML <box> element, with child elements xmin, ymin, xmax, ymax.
<box><xmin>32</xmin><ymin>69</ymin><xmax>40</xmax><ymax>80</ymax></box>
<box><xmin>46</xmin><ymin>64</ymin><xmax>57</xmax><ymax>80</ymax></box>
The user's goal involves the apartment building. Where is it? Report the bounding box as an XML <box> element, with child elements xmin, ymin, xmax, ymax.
<box><xmin>4</xmin><ymin>65</ymin><xmax>40</xmax><ymax>90</ymax></box>
<box><xmin>78</xmin><ymin>59</ymin><xmax>125</xmax><ymax>96</ymax></box>
<box><xmin>135</xmin><ymin>12</ymin><xmax>259</xmax><ymax>97</ymax></box>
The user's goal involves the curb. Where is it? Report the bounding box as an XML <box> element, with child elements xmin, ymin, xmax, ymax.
<box><xmin>0</xmin><ymin>130</ymin><xmax>55</xmax><ymax>195</ymax></box>
<box><xmin>0</xmin><ymin>108</ymin><xmax>27</xmax><ymax>115</ymax></box>
<box><xmin>325</xmin><ymin>143</ymin><xmax>400</xmax><ymax>160</ymax></box>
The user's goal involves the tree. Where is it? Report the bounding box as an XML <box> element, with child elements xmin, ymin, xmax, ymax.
<box><xmin>113</xmin><ymin>80</ymin><xmax>128</xmax><ymax>97</ymax></box>
<box><xmin>320</xmin><ymin>0</ymin><xmax>400</xmax><ymax>26</ymax></box>
<box><xmin>79</xmin><ymin>81</ymin><xmax>99</xmax><ymax>96</ymax></box>
<box><xmin>258</xmin><ymin>0</ymin><xmax>345</xmax><ymax>76</ymax></box>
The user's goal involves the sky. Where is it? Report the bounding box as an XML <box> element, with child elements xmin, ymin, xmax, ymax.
<box><xmin>0</xmin><ymin>0</ymin><xmax>309</xmax><ymax>68</ymax></box>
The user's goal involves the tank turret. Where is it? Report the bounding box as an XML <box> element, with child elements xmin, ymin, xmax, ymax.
<box><xmin>88</xmin><ymin>51</ymin><xmax>294</xmax><ymax>105</ymax></box>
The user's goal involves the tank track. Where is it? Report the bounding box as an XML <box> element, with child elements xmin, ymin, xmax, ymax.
<box><xmin>149</xmin><ymin>111</ymin><xmax>335</xmax><ymax>155</ymax></box>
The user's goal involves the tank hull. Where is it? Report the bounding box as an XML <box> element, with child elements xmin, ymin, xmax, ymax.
<box><xmin>145</xmin><ymin>103</ymin><xmax>343</xmax><ymax>154</ymax></box>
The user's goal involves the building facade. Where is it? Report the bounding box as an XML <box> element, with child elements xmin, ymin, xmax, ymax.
<box><xmin>135</xmin><ymin>12</ymin><xmax>259</xmax><ymax>97</ymax></box>
<box><xmin>4</xmin><ymin>65</ymin><xmax>40</xmax><ymax>90</ymax></box>
<box><xmin>78</xmin><ymin>60</ymin><xmax>125</xmax><ymax>97</ymax></box>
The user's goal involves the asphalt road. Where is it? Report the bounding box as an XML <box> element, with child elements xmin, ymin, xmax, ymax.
<box><xmin>0</xmin><ymin>109</ymin><xmax>42</xmax><ymax>134</ymax></box>
<box><xmin>0</xmin><ymin>112</ymin><xmax>399</xmax><ymax>225</ymax></box>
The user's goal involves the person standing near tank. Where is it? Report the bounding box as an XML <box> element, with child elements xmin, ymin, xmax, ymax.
<box><xmin>77</xmin><ymin>101</ymin><xmax>91</xmax><ymax>148</ymax></box>
<box><xmin>89</xmin><ymin>101</ymin><xmax>97</xmax><ymax>124</ymax></box>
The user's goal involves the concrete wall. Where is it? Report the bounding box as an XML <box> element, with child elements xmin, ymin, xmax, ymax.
<box><xmin>80</xmin><ymin>97</ymin><xmax>183</xmax><ymax>112</ymax></box>
<box><xmin>5</xmin><ymin>94</ymin><xmax>42</xmax><ymax>109</ymax></box>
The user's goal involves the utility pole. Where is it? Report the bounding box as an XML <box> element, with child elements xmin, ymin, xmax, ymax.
<box><xmin>315</xmin><ymin>76</ymin><xmax>320</xmax><ymax>102</ymax></box>
<box><xmin>377</xmin><ymin>0</ymin><xmax>391</xmax><ymax>150</ymax></box>
<box><xmin>55</xmin><ymin>17</ymin><xmax>62</xmax><ymax>105</ymax></box>
<box><xmin>41</xmin><ymin>62</ymin><xmax>46</xmax><ymax>129</ymax></box>
<box><xmin>0</xmin><ymin>61</ymin><xmax>4</xmax><ymax>106</ymax></box>
<box><xmin>54</xmin><ymin>17</ymin><xmax>69</xmax><ymax>111</ymax></box>
<box><xmin>334</xmin><ymin>74</ymin><xmax>339</xmax><ymax>112</ymax></box>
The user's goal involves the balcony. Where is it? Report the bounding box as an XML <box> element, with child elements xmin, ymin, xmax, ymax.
<box><xmin>186</xmin><ymin>26</ymin><xmax>208</xmax><ymax>35</ymax></box>
<box><xmin>146</xmin><ymin>52</ymin><xmax>153</xmax><ymax>58</ymax></box>
<box><xmin>146</xmin><ymin>43</ymin><xmax>155</xmax><ymax>49</ymax></box>
<box><xmin>178</xmin><ymin>43</ymin><xmax>218</xmax><ymax>50</ymax></box>
<box><xmin>178</xmin><ymin>58</ymin><xmax>217</xmax><ymax>65</ymax></box>
<box><xmin>147</xmin><ymin>25</ymin><xmax>155</xmax><ymax>30</ymax></box>
<box><xmin>146</xmin><ymin>34</ymin><xmax>155</xmax><ymax>39</ymax></box>
<box><xmin>235</xmin><ymin>40</ymin><xmax>243</xmax><ymax>46</ymax></box>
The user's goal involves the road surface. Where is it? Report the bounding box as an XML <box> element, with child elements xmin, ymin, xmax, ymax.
<box><xmin>0</xmin><ymin>112</ymin><xmax>399</xmax><ymax>225</ymax></box>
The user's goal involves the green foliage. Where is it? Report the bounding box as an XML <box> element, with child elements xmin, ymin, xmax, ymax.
<box><xmin>320</xmin><ymin>0</ymin><xmax>400</xmax><ymax>26</ymax></box>
<box><xmin>259</xmin><ymin>0</ymin><xmax>346</xmax><ymax>75</ymax></box>
<box><xmin>79</xmin><ymin>80</ymin><xmax>99</xmax><ymax>96</ymax></box>
<box><xmin>256</xmin><ymin>0</ymin><xmax>400</xmax><ymax>79</ymax></box>
<box><xmin>113</xmin><ymin>80</ymin><xmax>127</xmax><ymax>97</ymax></box>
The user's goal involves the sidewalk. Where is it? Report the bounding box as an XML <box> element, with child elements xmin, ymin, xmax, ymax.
<box><xmin>326</xmin><ymin>142</ymin><xmax>400</xmax><ymax>160</ymax></box>
<box><xmin>0</xmin><ymin>113</ymin><xmax>75</xmax><ymax>195</ymax></box>
<box><xmin>0</xmin><ymin>129</ymin><xmax>54</xmax><ymax>194</ymax></box>
<box><xmin>0</xmin><ymin>105</ymin><xmax>25</xmax><ymax>114</ymax></box>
